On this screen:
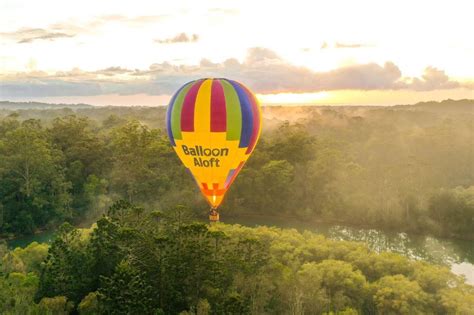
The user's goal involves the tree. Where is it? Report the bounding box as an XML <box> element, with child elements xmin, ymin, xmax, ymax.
<box><xmin>2</xmin><ymin>241</ymin><xmax>48</xmax><ymax>274</ymax></box>
<box><xmin>438</xmin><ymin>284</ymin><xmax>474</xmax><ymax>314</ymax></box>
<box><xmin>35</xmin><ymin>223</ymin><xmax>94</xmax><ymax>306</ymax></box>
<box><xmin>78</xmin><ymin>292</ymin><xmax>100</xmax><ymax>315</ymax></box>
<box><xmin>49</xmin><ymin>115</ymin><xmax>109</xmax><ymax>214</ymax></box>
<box><xmin>38</xmin><ymin>296</ymin><xmax>74</xmax><ymax>315</ymax></box>
<box><xmin>297</xmin><ymin>260</ymin><xmax>368</xmax><ymax>313</ymax></box>
<box><xmin>108</xmin><ymin>121</ymin><xmax>177</xmax><ymax>204</ymax></box>
<box><xmin>0</xmin><ymin>120</ymin><xmax>71</xmax><ymax>234</ymax></box>
<box><xmin>87</xmin><ymin>216</ymin><xmax>127</xmax><ymax>281</ymax></box>
<box><xmin>0</xmin><ymin>272</ymin><xmax>40</xmax><ymax>314</ymax></box>
<box><xmin>428</xmin><ymin>187</ymin><xmax>474</xmax><ymax>239</ymax></box>
<box><xmin>372</xmin><ymin>275</ymin><xmax>429</xmax><ymax>314</ymax></box>
<box><xmin>98</xmin><ymin>261</ymin><xmax>159</xmax><ymax>315</ymax></box>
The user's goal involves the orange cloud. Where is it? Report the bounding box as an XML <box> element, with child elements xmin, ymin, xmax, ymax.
<box><xmin>155</xmin><ymin>33</ymin><xmax>199</xmax><ymax>44</ymax></box>
<box><xmin>0</xmin><ymin>48</ymin><xmax>469</xmax><ymax>98</ymax></box>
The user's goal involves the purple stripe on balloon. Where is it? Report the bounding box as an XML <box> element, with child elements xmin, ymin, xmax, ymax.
<box><xmin>227</xmin><ymin>162</ymin><xmax>244</xmax><ymax>188</ymax></box>
<box><xmin>242</xmin><ymin>85</ymin><xmax>260</xmax><ymax>154</ymax></box>
<box><xmin>229</xmin><ymin>80</ymin><xmax>253</xmax><ymax>148</ymax></box>
<box><xmin>224</xmin><ymin>168</ymin><xmax>236</xmax><ymax>188</ymax></box>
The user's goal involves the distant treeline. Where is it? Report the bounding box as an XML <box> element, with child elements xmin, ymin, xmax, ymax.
<box><xmin>0</xmin><ymin>202</ymin><xmax>472</xmax><ymax>314</ymax></box>
<box><xmin>0</xmin><ymin>101</ymin><xmax>94</xmax><ymax>110</ymax></box>
<box><xmin>0</xmin><ymin>99</ymin><xmax>473</xmax><ymax>240</ymax></box>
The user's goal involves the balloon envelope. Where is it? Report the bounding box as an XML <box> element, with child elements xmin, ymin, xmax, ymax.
<box><xmin>166</xmin><ymin>78</ymin><xmax>262</xmax><ymax>208</ymax></box>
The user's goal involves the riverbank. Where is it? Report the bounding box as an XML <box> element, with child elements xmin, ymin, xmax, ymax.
<box><xmin>226</xmin><ymin>212</ymin><xmax>474</xmax><ymax>242</ymax></box>
<box><xmin>5</xmin><ymin>214</ymin><xmax>473</xmax><ymax>285</ymax></box>
<box><xmin>225</xmin><ymin>215</ymin><xmax>474</xmax><ymax>285</ymax></box>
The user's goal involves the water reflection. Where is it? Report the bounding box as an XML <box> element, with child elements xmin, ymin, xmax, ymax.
<box><xmin>6</xmin><ymin>216</ymin><xmax>474</xmax><ymax>285</ymax></box>
<box><xmin>324</xmin><ymin>226</ymin><xmax>472</xmax><ymax>265</ymax></box>
<box><xmin>227</xmin><ymin>216</ymin><xmax>474</xmax><ymax>284</ymax></box>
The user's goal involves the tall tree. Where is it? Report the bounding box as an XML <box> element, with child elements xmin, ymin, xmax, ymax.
<box><xmin>0</xmin><ymin>120</ymin><xmax>71</xmax><ymax>234</ymax></box>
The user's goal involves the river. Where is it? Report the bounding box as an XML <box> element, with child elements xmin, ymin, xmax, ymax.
<box><xmin>226</xmin><ymin>216</ymin><xmax>474</xmax><ymax>285</ymax></box>
<box><xmin>6</xmin><ymin>217</ymin><xmax>473</xmax><ymax>285</ymax></box>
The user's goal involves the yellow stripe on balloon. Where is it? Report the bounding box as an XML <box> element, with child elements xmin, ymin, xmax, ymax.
<box><xmin>194</xmin><ymin>79</ymin><xmax>212</xmax><ymax>133</ymax></box>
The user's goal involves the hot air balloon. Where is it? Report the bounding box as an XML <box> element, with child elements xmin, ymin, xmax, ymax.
<box><xmin>166</xmin><ymin>78</ymin><xmax>262</xmax><ymax>222</ymax></box>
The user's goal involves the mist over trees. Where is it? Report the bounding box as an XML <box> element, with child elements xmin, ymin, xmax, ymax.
<box><xmin>0</xmin><ymin>99</ymin><xmax>472</xmax><ymax>240</ymax></box>
<box><xmin>0</xmin><ymin>99</ymin><xmax>473</xmax><ymax>313</ymax></box>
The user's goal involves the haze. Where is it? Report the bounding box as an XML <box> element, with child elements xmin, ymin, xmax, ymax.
<box><xmin>0</xmin><ymin>0</ymin><xmax>473</xmax><ymax>105</ymax></box>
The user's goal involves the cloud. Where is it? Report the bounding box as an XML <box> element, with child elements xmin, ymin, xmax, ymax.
<box><xmin>94</xmin><ymin>15</ymin><xmax>168</xmax><ymax>25</ymax></box>
<box><xmin>0</xmin><ymin>48</ymin><xmax>468</xmax><ymax>98</ymax></box>
<box><xmin>335</xmin><ymin>42</ymin><xmax>369</xmax><ymax>49</ymax></box>
<box><xmin>94</xmin><ymin>67</ymin><xmax>134</xmax><ymax>76</ymax></box>
<box><xmin>409</xmin><ymin>67</ymin><xmax>460</xmax><ymax>91</ymax></box>
<box><xmin>321</xmin><ymin>42</ymin><xmax>371</xmax><ymax>49</ymax></box>
<box><xmin>0</xmin><ymin>80</ymin><xmax>103</xmax><ymax>97</ymax></box>
<box><xmin>244</xmin><ymin>47</ymin><xmax>282</xmax><ymax>64</ymax></box>
<box><xmin>155</xmin><ymin>33</ymin><xmax>199</xmax><ymax>44</ymax></box>
<box><xmin>1</xmin><ymin>28</ymin><xmax>75</xmax><ymax>44</ymax></box>
<box><xmin>174</xmin><ymin>48</ymin><xmax>403</xmax><ymax>93</ymax></box>
<box><xmin>127</xmin><ymin>15</ymin><xmax>168</xmax><ymax>24</ymax></box>
<box><xmin>1</xmin><ymin>15</ymin><xmax>169</xmax><ymax>44</ymax></box>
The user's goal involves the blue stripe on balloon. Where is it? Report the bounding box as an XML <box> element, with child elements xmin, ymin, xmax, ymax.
<box><xmin>229</xmin><ymin>80</ymin><xmax>253</xmax><ymax>148</ymax></box>
<box><xmin>166</xmin><ymin>84</ymin><xmax>187</xmax><ymax>146</ymax></box>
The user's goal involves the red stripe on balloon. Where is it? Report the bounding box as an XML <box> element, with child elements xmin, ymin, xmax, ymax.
<box><xmin>210</xmin><ymin>80</ymin><xmax>227</xmax><ymax>132</ymax></box>
<box><xmin>243</xmin><ymin>86</ymin><xmax>260</xmax><ymax>154</ymax></box>
<box><xmin>181</xmin><ymin>80</ymin><xmax>204</xmax><ymax>132</ymax></box>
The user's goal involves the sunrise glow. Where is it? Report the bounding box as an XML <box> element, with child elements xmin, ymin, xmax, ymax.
<box><xmin>0</xmin><ymin>0</ymin><xmax>472</xmax><ymax>105</ymax></box>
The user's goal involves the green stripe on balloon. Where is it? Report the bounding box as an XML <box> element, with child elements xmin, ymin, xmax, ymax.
<box><xmin>220</xmin><ymin>79</ymin><xmax>242</xmax><ymax>140</ymax></box>
<box><xmin>171</xmin><ymin>82</ymin><xmax>193</xmax><ymax>140</ymax></box>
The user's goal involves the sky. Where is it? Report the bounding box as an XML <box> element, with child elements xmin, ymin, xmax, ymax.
<box><xmin>0</xmin><ymin>0</ymin><xmax>473</xmax><ymax>106</ymax></box>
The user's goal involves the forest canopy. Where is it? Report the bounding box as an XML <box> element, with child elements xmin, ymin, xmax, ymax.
<box><xmin>0</xmin><ymin>99</ymin><xmax>473</xmax><ymax>240</ymax></box>
<box><xmin>0</xmin><ymin>100</ymin><xmax>473</xmax><ymax>314</ymax></box>
<box><xmin>0</xmin><ymin>202</ymin><xmax>473</xmax><ymax>314</ymax></box>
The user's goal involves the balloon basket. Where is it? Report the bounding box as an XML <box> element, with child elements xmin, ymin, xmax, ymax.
<box><xmin>209</xmin><ymin>208</ymin><xmax>220</xmax><ymax>223</ymax></box>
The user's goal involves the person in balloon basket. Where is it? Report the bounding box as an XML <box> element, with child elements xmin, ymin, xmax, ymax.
<box><xmin>209</xmin><ymin>208</ymin><xmax>220</xmax><ymax>222</ymax></box>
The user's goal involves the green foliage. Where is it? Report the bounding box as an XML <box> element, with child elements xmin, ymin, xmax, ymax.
<box><xmin>1</xmin><ymin>201</ymin><xmax>474</xmax><ymax>314</ymax></box>
<box><xmin>438</xmin><ymin>283</ymin><xmax>474</xmax><ymax>314</ymax></box>
<box><xmin>297</xmin><ymin>260</ymin><xmax>367</xmax><ymax>313</ymax></box>
<box><xmin>49</xmin><ymin>115</ymin><xmax>109</xmax><ymax>213</ymax></box>
<box><xmin>428</xmin><ymin>186</ymin><xmax>474</xmax><ymax>239</ymax></box>
<box><xmin>78</xmin><ymin>292</ymin><xmax>100</xmax><ymax>315</ymax></box>
<box><xmin>38</xmin><ymin>296</ymin><xmax>74</xmax><ymax>315</ymax></box>
<box><xmin>0</xmin><ymin>119</ymin><xmax>71</xmax><ymax>234</ymax></box>
<box><xmin>1</xmin><ymin>103</ymin><xmax>473</xmax><ymax>240</ymax></box>
<box><xmin>371</xmin><ymin>275</ymin><xmax>429</xmax><ymax>314</ymax></box>
<box><xmin>0</xmin><ymin>102</ymin><xmax>473</xmax><ymax>313</ymax></box>
<box><xmin>0</xmin><ymin>272</ymin><xmax>40</xmax><ymax>314</ymax></box>
<box><xmin>35</xmin><ymin>223</ymin><xmax>94</xmax><ymax>305</ymax></box>
<box><xmin>98</xmin><ymin>261</ymin><xmax>157</xmax><ymax>314</ymax></box>
<box><xmin>108</xmin><ymin>120</ymin><xmax>179</xmax><ymax>204</ymax></box>
<box><xmin>2</xmin><ymin>241</ymin><xmax>48</xmax><ymax>274</ymax></box>
<box><xmin>0</xmin><ymin>115</ymin><xmax>195</xmax><ymax>236</ymax></box>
